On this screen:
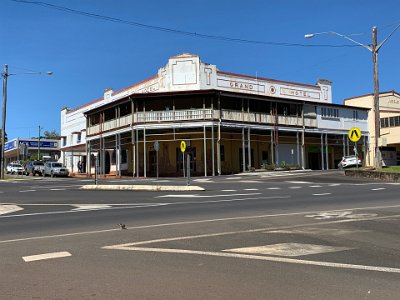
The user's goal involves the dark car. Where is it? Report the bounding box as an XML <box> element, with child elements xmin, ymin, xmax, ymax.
<box><xmin>25</xmin><ymin>161</ymin><xmax>45</xmax><ymax>176</ymax></box>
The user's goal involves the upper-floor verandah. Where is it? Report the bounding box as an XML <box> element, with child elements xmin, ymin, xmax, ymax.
<box><xmin>85</xmin><ymin>90</ymin><xmax>317</xmax><ymax>136</ymax></box>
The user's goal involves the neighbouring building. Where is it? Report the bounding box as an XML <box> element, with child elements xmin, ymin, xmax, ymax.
<box><xmin>345</xmin><ymin>90</ymin><xmax>400</xmax><ymax>166</ymax></box>
<box><xmin>61</xmin><ymin>53</ymin><xmax>369</xmax><ymax>177</ymax></box>
<box><xmin>4</xmin><ymin>138</ymin><xmax>60</xmax><ymax>164</ymax></box>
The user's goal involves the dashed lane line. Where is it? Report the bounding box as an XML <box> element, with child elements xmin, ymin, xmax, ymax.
<box><xmin>23</xmin><ymin>251</ymin><xmax>71</xmax><ymax>262</ymax></box>
<box><xmin>371</xmin><ymin>188</ymin><xmax>386</xmax><ymax>191</ymax></box>
<box><xmin>312</xmin><ymin>193</ymin><xmax>332</xmax><ymax>196</ymax></box>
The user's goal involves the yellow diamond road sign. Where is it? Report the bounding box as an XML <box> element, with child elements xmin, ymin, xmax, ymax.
<box><xmin>180</xmin><ymin>141</ymin><xmax>187</xmax><ymax>153</ymax></box>
<box><xmin>348</xmin><ymin>127</ymin><xmax>361</xmax><ymax>143</ymax></box>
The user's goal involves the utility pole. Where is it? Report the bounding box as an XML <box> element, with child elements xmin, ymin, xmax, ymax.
<box><xmin>372</xmin><ymin>27</ymin><xmax>381</xmax><ymax>168</ymax></box>
<box><xmin>38</xmin><ymin>125</ymin><xmax>41</xmax><ymax>160</ymax></box>
<box><xmin>1</xmin><ymin>65</ymin><xmax>8</xmax><ymax>179</ymax></box>
<box><xmin>305</xmin><ymin>24</ymin><xmax>400</xmax><ymax>168</ymax></box>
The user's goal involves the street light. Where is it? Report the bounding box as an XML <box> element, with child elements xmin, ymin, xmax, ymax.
<box><xmin>305</xmin><ymin>25</ymin><xmax>400</xmax><ymax>168</ymax></box>
<box><xmin>1</xmin><ymin>65</ymin><xmax>53</xmax><ymax>179</ymax></box>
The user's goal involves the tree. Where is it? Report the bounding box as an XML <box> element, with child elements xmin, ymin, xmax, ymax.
<box><xmin>43</xmin><ymin>130</ymin><xmax>60</xmax><ymax>139</ymax></box>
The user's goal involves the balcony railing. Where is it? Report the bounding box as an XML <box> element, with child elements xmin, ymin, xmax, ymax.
<box><xmin>86</xmin><ymin>108</ymin><xmax>316</xmax><ymax>135</ymax></box>
<box><xmin>136</xmin><ymin>109</ymin><xmax>213</xmax><ymax>123</ymax></box>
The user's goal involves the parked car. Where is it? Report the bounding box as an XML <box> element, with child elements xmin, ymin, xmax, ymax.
<box><xmin>25</xmin><ymin>160</ymin><xmax>45</xmax><ymax>176</ymax></box>
<box><xmin>43</xmin><ymin>162</ymin><xmax>69</xmax><ymax>177</ymax></box>
<box><xmin>6</xmin><ymin>162</ymin><xmax>25</xmax><ymax>175</ymax></box>
<box><xmin>338</xmin><ymin>156</ymin><xmax>362</xmax><ymax>169</ymax></box>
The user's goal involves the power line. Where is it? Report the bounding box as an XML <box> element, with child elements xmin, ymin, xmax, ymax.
<box><xmin>11</xmin><ymin>0</ymin><xmax>360</xmax><ymax>48</ymax></box>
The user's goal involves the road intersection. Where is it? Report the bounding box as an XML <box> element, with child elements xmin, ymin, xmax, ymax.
<box><xmin>1</xmin><ymin>171</ymin><xmax>400</xmax><ymax>299</ymax></box>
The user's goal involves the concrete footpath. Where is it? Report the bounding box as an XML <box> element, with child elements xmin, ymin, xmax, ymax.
<box><xmin>80</xmin><ymin>184</ymin><xmax>205</xmax><ymax>192</ymax></box>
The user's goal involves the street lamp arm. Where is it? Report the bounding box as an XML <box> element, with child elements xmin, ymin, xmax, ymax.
<box><xmin>1</xmin><ymin>71</ymin><xmax>53</xmax><ymax>77</ymax></box>
<box><xmin>305</xmin><ymin>31</ymin><xmax>372</xmax><ymax>51</ymax></box>
<box><xmin>8</xmin><ymin>71</ymin><xmax>53</xmax><ymax>76</ymax></box>
<box><xmin>377</xmin><ymin>23</ymin><xmax>400</xmax><ymax>52</ymax></box>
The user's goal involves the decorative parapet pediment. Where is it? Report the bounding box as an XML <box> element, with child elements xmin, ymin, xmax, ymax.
<box><xmin>120</xmin><ymin>53</ymin><xmax>332</xmax><ymax>104</ymax></box>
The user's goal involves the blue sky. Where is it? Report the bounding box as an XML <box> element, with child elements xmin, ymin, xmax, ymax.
<box><xmin>1</xmin><ymin>0</ymin><xmax>400</xmax><ymax>139</ymax></box>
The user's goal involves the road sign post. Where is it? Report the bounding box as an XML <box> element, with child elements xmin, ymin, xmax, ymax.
<box><xmin>348</xmin><ymin>127</ymin><xmax>362</xmax><ymax>169</ymax></box>
<box><xmin>180</xmin><ymin>141</ymin><xmax>186</xmax><ymax>178</ymax></box>
<box><xmin>186</xmin><ymin>153</ymin><xmax>190</xmax><ymax>186</ymax></box>
<box><xmin>154</xmin><ymin>141</ymin><xmax>159</xmax><ymax>179</ymax></box>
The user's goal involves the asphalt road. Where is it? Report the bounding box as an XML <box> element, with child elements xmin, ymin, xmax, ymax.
<box><xmin>0</xmin><ymin>170</ymin><xmax>399</xmax><ymax>299</ymax></box>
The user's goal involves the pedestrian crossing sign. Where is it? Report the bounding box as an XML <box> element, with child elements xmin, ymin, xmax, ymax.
<box><xmin>348</xmin><ymin>127</ymin><xmax>361</xmax><ymax>143</ymax></box>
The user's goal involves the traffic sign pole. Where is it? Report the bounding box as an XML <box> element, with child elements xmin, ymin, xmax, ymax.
<box><xmin>186</xmin><ymin>154</ymin><xmax>190</xmax><ymax>186</ymax></box>
<box><xmin>180</xmin><ymin>141</ymin><xmax>187</xmax><ymax>178</ymax></box>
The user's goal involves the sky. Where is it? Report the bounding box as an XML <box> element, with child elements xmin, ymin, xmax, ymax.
<box><xmin>1</xmin><ymin>0</ymin><xmax>400</xmax><ymax>140</ymax></box>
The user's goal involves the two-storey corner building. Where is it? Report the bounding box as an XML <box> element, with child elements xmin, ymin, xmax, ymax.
<box><xmin>60</xmin><ymin>53</ymin><xmax>369</xmax><ymax>177</ymax></box>
<box><xmin>345</xmin><ymin>91</ymin><xmax>400</xmax><ymax>166</ymax></box>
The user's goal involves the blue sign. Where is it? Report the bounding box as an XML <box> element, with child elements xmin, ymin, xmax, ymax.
<box><xmin>4</xmin><ymin>140</ymin><xmax>17</xmax><ymax>151</ymax></box>
<box><xmin>4</xmin><ymin>140</ymin><xmax>59</xmax><ymax>152</ymax></box>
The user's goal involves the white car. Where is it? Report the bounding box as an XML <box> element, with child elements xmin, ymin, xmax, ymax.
<box><xmin>338</xmin><ymin>156</ymin><xmax>362</xmax><ymax>169</ymax></box>
<box><xmin>6</xmin><ymin>163</ymin><xmax>25</xmax><ymax>175</ymax></box>
<box><xmin>43</xmin><ymin>162</ymin><xmax>69</xmax><ymax>177</ymax></box>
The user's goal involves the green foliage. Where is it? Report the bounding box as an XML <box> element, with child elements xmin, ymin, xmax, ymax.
<box><xmin>43</xmin><ymin>130</ymin><xmax>60</xmax><ymax>139</ymax></box>
<box><xmin>378</xmin><ymin>166</ymin><xmax>400</xmax><ymax>173</ymax></box>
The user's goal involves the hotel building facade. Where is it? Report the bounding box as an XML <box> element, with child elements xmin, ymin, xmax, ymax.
<box><xmin>60</xmin><ymin>54</ymin><xmax>369</xmax><ymax>176</ymax></box>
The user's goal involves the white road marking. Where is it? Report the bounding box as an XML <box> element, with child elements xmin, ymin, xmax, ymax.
<box><xmin>305</xmin><ymin>211</ymin><xmax>377</xmax><ymax>220</ymax></box>
<box><xmin>223</xmin><ymin>243</ymin><xmax>352</xmax><ymax>257</ymax></box>
<box><xmin>0</xmin><ymin>205</ymin><xmax>23</xmax><ymax>215</ymax></box>
<box><xmin>238</xmin><ymin>180</ymin><xmax>260</xmax><ymax>183</ymax></box>
<box><xmin>309</xmin><ymin>185</ymin><xmax>322</xmax><ymax>188</ymax></box>
<box><xmin>19</xmin><ymin>190</ymin><xmax>36</xmax><ymax>193</ymax></box>
<box><xmin>286</xmin><ymin>181</ymin><xmax>312</xmax><ymax>184</ymax></box>
<box><xmin>268</xmin><ymin>228</ymin><xmax>370</xmax><ymax>236</ymax></box>
<box><xmin>221</xmin><ymin>189</ymin><xmax>237</xmax><ymax>192</ymax></box>
<box><xmin>23</xmin><ymin>251</ymin><xmax>71</xmax><ymax>262</ymax></box>
<box><xmin>2</xmin><ymin>205</ymin><xmax>400</xmax><ymax>244</ymax></box>
<box><xmin>72</xmin><ymin>204</ymin><xmax>112</xmax><ymax>211</ymax></box>
<box><xmin>244</xmin><ymin>188</ymin><xmax>259</xmax><ymax>191</ymax></box>
<box><xmin>267</xmin><ymin>187</ymin><xmax>280</xmax><ymax>190</ymax></box>
<box><xmin>50</xmin><ymin>188</ymin><xmax>66</xmax><ymax>191</ymax></box>
<box><xmin>157</xmin><ymin>193</ymin><xmax>261</xmax><ymax>198</ymax></box>
<box><xmin>329</xmin><ymin>184</ymin><xmax>341</xmax><ymax>187</ymax></box>
<box><xmin>193</xmin><ymin>178</ymin><xmax>211</xmax><ymax>182</ymax></box>
<box><xmin>312</xmin><ymin>193</ymin><xmax>331</xmax><ymax>196</ymax></box>
<box><xmin>289</xmin><ymin>186</ymin><xmax>302</xmax><ymax>189</ymax></box>
<box><xmin>371</xmin><ymin>188</ymin><xmax>386</xmax><ymax>191</ymax></box>
<box><xmin>102</xmin><ymin>245</ymin><xmax>400</xmax><ymax>274</ymax></box>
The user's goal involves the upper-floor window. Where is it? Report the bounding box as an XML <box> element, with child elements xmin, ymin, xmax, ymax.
<box><xmin>352</xmin><ymin>110</ymin><xmax>359</xmax><ymax>120</ymax></box>
<box><xmin>381</xmin><ymin>116</ymin><xmax>400</xmax><ymax>128</ymax></box>
<box><xmin>77</xmin><ymin>133</ymin><xmax>81</xmax><ymax>144</ymax></box>
<box><xmin>321</xmin><ymin>107</ymin><xmax>339</xmax><ymax>118</ymax></box>
<box><xmin>120</xmin><ymin>102</ymin><xmax>132</xmax><ymax>117</ymax></box>
<box><xmin>62</xmin><ymin>137</ymin><xmax>66</xmax><ymax>147</ymax></box>
<box><xmin>104</xmin><ymin>107</ymin><xmax>116</xmax><ymax>122</ymax></box>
